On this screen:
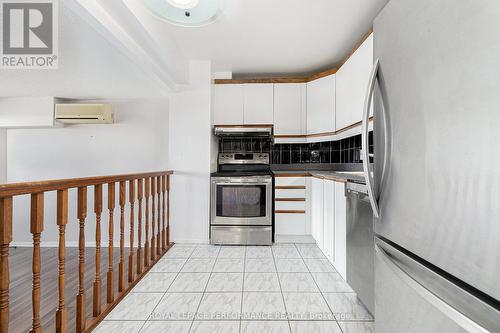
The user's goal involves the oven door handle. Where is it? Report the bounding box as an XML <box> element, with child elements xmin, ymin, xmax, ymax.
<box><xmin>212</xmin><ymin>178</ymin><xmax>272</xmax><ymax>184</ymax></box>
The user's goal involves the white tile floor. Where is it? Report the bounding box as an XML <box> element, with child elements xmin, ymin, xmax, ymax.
<box><xmin>96</xmin><ymin>243</ymin><xmax>374</xmax><ymax>333</ymax></box>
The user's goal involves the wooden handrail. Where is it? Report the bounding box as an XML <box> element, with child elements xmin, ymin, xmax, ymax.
<box><xmin>0</xmin><ymin>171</ymin><xmax>173</xmax><ymax>198</ymax></box>
<box><xmin>0</xmin><ymin>170</ymin><xmax>173</xmax><ymax>333</ymax></box>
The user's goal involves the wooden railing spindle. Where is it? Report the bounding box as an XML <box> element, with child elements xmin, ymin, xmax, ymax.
<box><xmin>55</xmin><ymin>190</ymin><xmax>68</xmax><ymax>333</ymax></box>
<box><xmin>30</xmin><ymin>192</ymin><xmax>44</xmax><ymax>333</ymax></box>
<box><xmin>156</xmin><ymin>177</ymin><xmax>161</xmax><ymax>256</ymax></box>
<box><xmin>76</xmin><ymin>187</ymin><xmax>87</xmax><ymax>332</ymax></box>
<box><xmin>136</xmin><ymin>179</ymin><xmax>143</xmax><ymax>275</ymax></box>
<box><xmin>150</xmin><ymin>178</ymin><xmax>156</xmax><ymax>261</ymax></box>
<box><xmin>161</xmin><ymin>175</ymin><xmax>166</xmax><ymax>251</ymax></box>
<box><xmin>107</xmin><ymin>183</ymin><xmax>115</xmax><ymax>303</ymax></box>
<box><xmin>0</xmin><ymin>197</ymin><xmax>12</xmax><ymax>333</ymax></box>
<box><xmin>128</xmin><ymin>180</ymin><xmax>135</xmax><ymax>283</ymax></box>
<box><xmin>118</xmin><ymin>182</ymin><xmax>126</xmax><ymax>292</ymax></box>
<box><xmin>144</xmin><ymin>178</ymin><xmax>150</xmax><ymax>268</ymax></box>
<box><xmin>93</xmin><ymin>185</ymin><xmax>102</xmax><ymax>317</ymax></box>
<box><xmin>166</xmin><ymin>175</ymin><xmax>170</xmax><ymax>247</ymax></box>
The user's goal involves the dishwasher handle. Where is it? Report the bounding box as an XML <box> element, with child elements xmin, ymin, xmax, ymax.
<box><xmin>345</xmin><ymin>182</ymin><xmax>371</xmax><ymax>203</ymax></box>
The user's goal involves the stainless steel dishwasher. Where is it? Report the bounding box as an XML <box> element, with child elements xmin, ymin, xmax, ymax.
<box><xmin>345</xmin><ymin>181</ymin><xmax>374</xmax><ymax>316</ymax></box>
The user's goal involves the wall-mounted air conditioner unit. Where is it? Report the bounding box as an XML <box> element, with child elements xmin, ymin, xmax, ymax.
<box><xmin>55</xmin><ymin>104</ymin><xmax>114</xmax><ymax>124</ymax></box>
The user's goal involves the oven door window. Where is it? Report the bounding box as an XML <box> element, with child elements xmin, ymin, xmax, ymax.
<box><xmin>216</xmin><ymin>185</ymin><xmax>266</xmax><ymax>218</ymax></box>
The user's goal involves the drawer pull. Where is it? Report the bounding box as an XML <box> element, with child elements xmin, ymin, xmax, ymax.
<box><xmin>275</xmin><ymin>210</ymin><xmax>305</xmax><ymax>214</ymax></box>
<box><xmin>275</xmin><ymin>198</ymin><xmax>305</xmax><ymax>202</ymax></box>
<box><xmin>275</xmin><ymin>186</ymin><xmax>305</xmax><ymax>189</ymax></box>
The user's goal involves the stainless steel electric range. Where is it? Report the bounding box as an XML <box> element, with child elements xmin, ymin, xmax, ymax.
<box><xmin>210</xmin><ymin>151</ymin><xmax>273</xmax><ymax>245</ymax></box>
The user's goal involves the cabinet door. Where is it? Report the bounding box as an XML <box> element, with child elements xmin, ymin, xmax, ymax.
<box><xmin>336</xmin><ymin>33</ymin><xmax>373</xmax><ymax>130</ymax></box>
<box><xmin>213</xmin><ymin>84</ymin><xmax>244</xmax><ymax>125</ymax></box>
<box><xmin>306</xmin><ymin>75</ymin><xmax>336</xmax><ymax>135</ymax></box>
<box><xmin>273</xmin><ymin>83</ymin><xmax>306</xmax><ymax>135</ymax></box>
<box><xmin>243</xmin><ymin>84</ymin><xmax>274</xmax><ymax>124</ymax></box>
<box><xmin>311</xmin><ymin>177</ymin><xmax>324</xmax><ymax>248</ymax></box>
<box><xmin>323</xmin><ymin>180</ymin><xmax>335</xmax><ymax>260</ymax></box>
<box><xmin>334</xmin><ymin>182</ymin><xmax>347</xmax><ymax>279</ymax></box>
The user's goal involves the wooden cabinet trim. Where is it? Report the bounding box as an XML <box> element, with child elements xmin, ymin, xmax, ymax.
<box><xmin>310</xmin><ymin>174</ymin><xmax>347</xmax><ymax>183</ymax></box>
<box><xmin>215</xmin><ymin>78</ymin><xmax>308</xmax><ymax>84</ymax></box>
<box><xmin>274</xmin><ymin>173</ymin><xmax>310</xmax><ymax>178</ymax></box>
<box><xmin>273</xmin><ymin>134</ymin><xmax>308</xmax><ymax>139</ymax></box>
<box><xmin>213</xmin><ymin>124</ymin><xmax>273</xmax><ymax>128</ymax></box>
<box><xmin>275</xmin><ymin>117</ymin><xmax>372</xmax><ymax>139</ymax></box>
<box><xmin>275</xmin><ymin>210</ymin><xmax>306</xmax><ymax>214</ymax></box>
<box><xmin>275</xmin><ymin>198</ymin><xmax>306</xmax><ymax>202</ymax></box>
<box><xmin>275</xmin><ymin>185</ymin><xmax>306</xmax><ymax>190</ymax></box>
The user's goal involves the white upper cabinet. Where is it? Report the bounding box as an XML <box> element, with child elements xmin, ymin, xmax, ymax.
<box><xmin>306</xmin><ymin>74</ymin><xmax>336</xmax><ymax>135</ymax></box>
<box><xmin>273</xmin><ymin>83</ymin><xmax>306</xmax><ymax>136</ymax></box>
<box><xmin>243</xmin><ymin>84</ymin><xmax>274</xmax><ymax>124</ymax></box>
<box><xmin>336</xmin><ymin>33</ymin><xmax>374</xmax><ymax>130</ymax></box>
<box><xmin>212</xmin><ymin>83</ymin><xmax>273</xmax><ymax>125</ymax></box>
<box><xmin>213</xmin><ymin>84</ymin><xmax>244</xmax><ymax>125</ymax></box>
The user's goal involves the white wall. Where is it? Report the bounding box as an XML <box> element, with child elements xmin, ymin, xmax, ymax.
<box><xmin>7</xmin><ymin>99</ymin><xmax>169</xmax><ymax>245</ymax></box>
<box><xmin>0</xmin><ymin>97</ymin><xmax>55</xmax><ymax>128</ymax></box>
<box><xmin>0</xmin><ymin>129</ymin><xmax>6</xmax><ymax>183</ymax></box>
<box><xmin>168</xmin><ymin>61</ymin><xmax>212</xmax><ymax>244</ymax></box>
<box><xmin>0</xmin><ymin>2</ymin><xmax>167</xmax><ymax>99</ymax></box>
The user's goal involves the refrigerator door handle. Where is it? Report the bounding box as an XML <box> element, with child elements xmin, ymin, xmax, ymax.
<box><xmin>376</xmin><ymin>237</ymin><xmax>500</xmax><ymax>333</ymax></box>
<box><xmin>362</xmin><ymin>59</ymin><xmax>380</xmax><ymax>218</ymax></box>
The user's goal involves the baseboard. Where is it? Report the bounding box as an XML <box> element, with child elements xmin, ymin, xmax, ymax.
<box><xmin>11</xmin><ymin>241</ymin><xmax>134</xmax><ymax>248</ymax></box>
<box><xmin>12</xmin><ymin>236</ymin><xmax>313</xmax><ymax>247</ymax></box>
<box><xmin>275</xmin><ymin>234</ymin><xmax>315</xmax><ymax>244</ymax></box>
<box><xmin>172</xmin><ymin>238</ymin><xmax>209</xmax><ymax>245</ymax></box>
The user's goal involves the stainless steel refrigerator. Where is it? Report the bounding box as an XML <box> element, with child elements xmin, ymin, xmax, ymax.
<box><xmin>360</xmin><ymin>0</ymin><xmax>500</xmax><ymax>331</ymax></box>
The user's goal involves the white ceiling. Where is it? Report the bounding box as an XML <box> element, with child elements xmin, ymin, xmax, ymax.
<box><xmin>127</xmin><ymin>0</ymin><xmax>389</xmax><ymax>76</ymax></box>
<box><xmin>0</xmin><ymin>0</ymin><xmax>390</xmax><ymax>98</ymax></box>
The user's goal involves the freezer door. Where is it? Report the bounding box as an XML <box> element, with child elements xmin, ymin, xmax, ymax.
<box><xmin>373</xmin><ymin>0</ymin><xmax>500</xmax><ymax>301</ymax></box>
<box><xmin>375</xmin><ymin>237</ymin><xmax>500</xmax><ymax>333</ymax></box>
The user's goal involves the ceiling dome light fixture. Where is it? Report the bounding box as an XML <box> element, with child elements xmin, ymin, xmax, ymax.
<box><xmin>143</xmin><ymin>0</ymin><xmax>224</xmax><ymax>27</ymax></box>
<box><xmin>167</xmin><ymin>0</ymin><xmax>199</xmax><ymax>10</ymax></box>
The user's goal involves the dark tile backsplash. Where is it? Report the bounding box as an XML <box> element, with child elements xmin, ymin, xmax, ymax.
<box><xmin>219</xmin><ymin>137</ymin><xmax>271</xmax><ymax>153</ymax></box>
<box><xmin>272</xmin><ymin>132</ymin><xmax>374</xmax><ymax>164</ymax></box>
<box><xmin>218</xmin><ymin>132</ymin><xmax>374</xmax><ymax>165</ymax></box>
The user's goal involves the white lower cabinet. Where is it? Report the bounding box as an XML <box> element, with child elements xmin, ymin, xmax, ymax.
<box><xmin>274</xmin><ymin>175</ymin><xmax>347</xmax><ymax>279</ymax></box>
<box><xmin>309</xmin><ymin>178</ymin><xmax>347</xmax><ymax>280</ymax></box>
<box><xmin>274</xmin><ymin>176</ymin><xmax>308</xmax><ymax>236</ymax></box>
<box><xmin>322</xmin><ymin>180</ymin><xmax>335</xmax><ymax>262</ymax></box>
<box><xmin>275</xmin><ymin>213</ymin><xmax>306</xmax><ymax>235</ymax></box>
<box><xmin>310</xmin><ymin>177</ymin><xmax>324</xmax><ymax>249</ymax></box>
<box><xmin>333</xmin><ymin>182</ymin><xmax>347</xmax><ymax>279</ymax></box>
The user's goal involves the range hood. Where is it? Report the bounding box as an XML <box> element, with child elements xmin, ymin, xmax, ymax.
<box><xmin>214</xmin><ymin>126</ymin><xmax>273</xmax><ymax>137</ymax></box>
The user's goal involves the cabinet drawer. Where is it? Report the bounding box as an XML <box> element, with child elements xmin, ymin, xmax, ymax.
<box><xmin>275</xmin><ymin>213</ymin><xmax>306</xmax><ymax>235</ymax></box>
<box><xmin>275</xmin><ymin>200</ymin><xmax>306</xmax><ymax>211</ymax></box>
<box><xmin>274</xmin><ymin>176</ymin><xmax>307</xmax><ymax>186</ymax></box>
<box><xmin>275</xmin><ymin>188</ymin><xmax>305</xmax><ymax>199</ymax></box>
